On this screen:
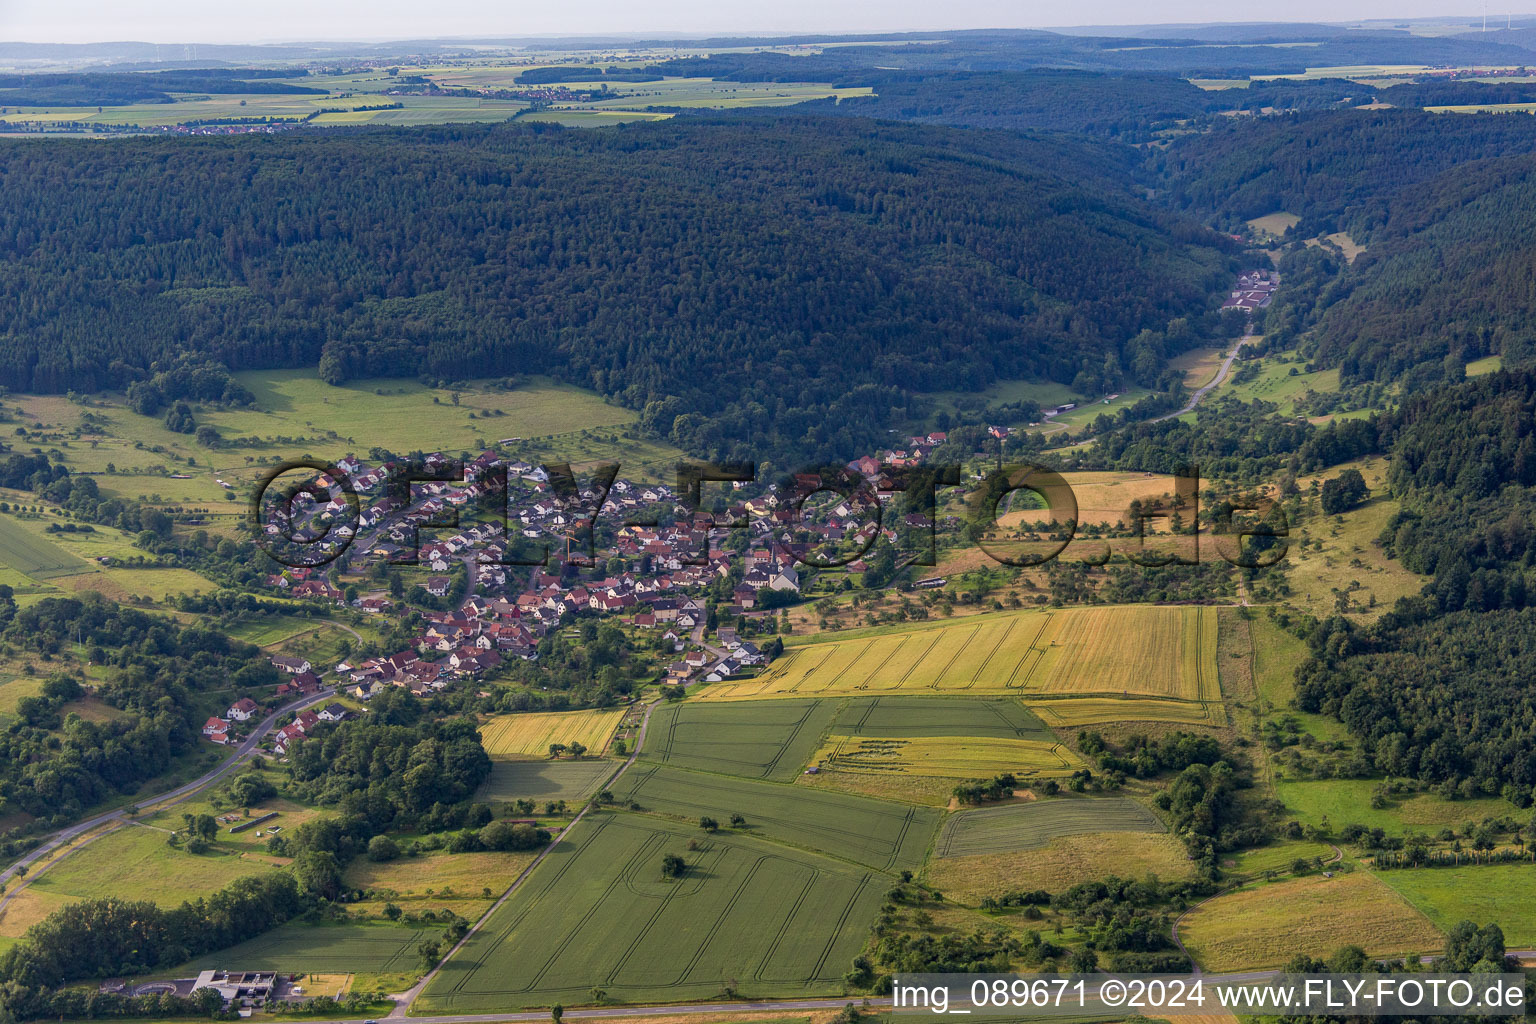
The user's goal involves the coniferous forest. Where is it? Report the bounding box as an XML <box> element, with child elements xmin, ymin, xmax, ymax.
<box><xmin>0</xmin><ymin>118</ymin><xmax>1233</xmax><ymax>461</ymax></box>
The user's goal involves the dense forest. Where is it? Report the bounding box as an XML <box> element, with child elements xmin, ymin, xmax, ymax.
<box><xmin>1155</xmin><ymin>109</ymin><xmax>1536</xmax><ymax>230</ymax></box>
<box><xmin>1309</xmin><ymin>155</ymin><xmax>1536</xmax><ymax>386</ymax></box>
<box><xmin>1292</xmin><ymin>371</ymin><xmax>1536</xmax><ymax>795</ymax></box>
<box><xmin>800</xmin><ymin>71</ymin><xmax>1214</xmax><ymax>137</ymax></box>
<box><xmin>0</xmin><ymin>594</ymin><xmax>279</xmax><ymax>824</ymax></box>
<box><xmin>0</xmin><ymin>117</ymin><xmax>1232</xmax><ymax>461</ymax></box>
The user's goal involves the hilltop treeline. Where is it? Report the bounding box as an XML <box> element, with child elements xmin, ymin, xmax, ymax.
<box><xmin>1311</xmin><ymin>155</ymin><xmax>1536</xmax><ymax>387</ymax></box>
<box><xmin>643</xmin><ymin>30</ymin><xmax>1533</xmax><ymax>78</ymax></box>
<box><xmin>0</xmin><ymin>117</ymin><xmax>1232</xmax><ymax>461</ymax></box>
<box><xmin>800</xmin><ymin>72</ymin><xmax>1369</xmax><ymax>138</ymax></box>
<box><xmin>1156</xmin><ymin>108</ymin><xmax>1536</xmax><ymax>230</ymax></box>
<box><xmin>809</xmin><ymin>71</ymin><xmax>1213</xmax><ymax>137</ymax></box>
<box><xmin>1378</xmin><ymin>78</ymin><xmax>1536</xmax><ymax>108</ymax></box>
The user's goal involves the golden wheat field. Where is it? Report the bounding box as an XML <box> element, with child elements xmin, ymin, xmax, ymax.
<box><xmin>808</xmin><ymin>734</ymin><xmax>1085</xmax><ymax>778</ymax></box>
<box><xmin>1180</xmin><ymin>872</ymin><xmax>1443</xmax><ymax>971</ymax></box>
<box><xmin>1028</xmin><ymin>696</ymin><xmax>1228</xmax><ymax>727</ymax></box>
<box><xmin>702</xmin><ymin>606</ymin><xmax>1218</xmax><ymax>703</ymax></box>
<box><xmin>478</xmin><ymin>708</ymin><xmax>625</xmax><ymax>758</ymax></box>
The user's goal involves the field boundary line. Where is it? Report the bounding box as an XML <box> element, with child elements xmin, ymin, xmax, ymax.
<box><xmin>890</xmin><ymin>631</ymin><xmax>944</xmax><ymax>688</ymax></box>
<box><xmin>600</xmin><ymin>832</ymin><xmax>717</xmax><ymax>990</ymax></box>
<box><xmin>667</xmin><ymin>851</ymin><xmax>769</xmax><ymax>987</ymax></box>
<box><xmin>970</xmin><ymin>615</ymin><xmax>1021</xmax><ymax>683</ymax></box>
<box><xmin>854</xmin><ymin>634</ymin><xmax>917</xmax><ymax>692</ymax></box>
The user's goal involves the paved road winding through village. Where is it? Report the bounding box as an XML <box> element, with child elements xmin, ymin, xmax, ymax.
<box><xmin>0</xmin><ymin>687</ymin><xmax>336</xmax><ymax>906</ymax></box>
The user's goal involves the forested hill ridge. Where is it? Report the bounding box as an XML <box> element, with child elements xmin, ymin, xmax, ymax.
<box><xmin>1155</xmin><ymin>109</ymin><xmax>1536</xmax><ymax>233</ymax></box>
<box><xmin>1155</xmin><ymin>109</ymin><xmax>1536</xmax><ymax>391</ymax></box>
<box><xmin>0</xmin><ymin>116</ymin><xmax>1233</xmax><ymax>461</ymax></box>
<box><xmin>1295</xmin><ymin>369</ymin><xmax>1536</xmax><ymax>795</ymax></box>
<box><xmin>1309</xmin><ymin>154</ymin><xmax>1536</xmax><ymax>387</ymax></box>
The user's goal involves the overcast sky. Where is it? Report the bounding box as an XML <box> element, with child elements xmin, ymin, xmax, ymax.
<box><xmin>0</xmin><ymin>0</ymin><xmax>1514</xmax><ymax>44</ymax></box>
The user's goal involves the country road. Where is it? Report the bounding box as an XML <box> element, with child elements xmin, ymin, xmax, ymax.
<box><xmin>1151</xmin><ymin>332</ymin><xmax>1256</xmax><ymax>424</ymax></box>
<box><xmin>0</xmin><ymin>687</ymin><xmax>336</xmax><ymax>902</ymax></box>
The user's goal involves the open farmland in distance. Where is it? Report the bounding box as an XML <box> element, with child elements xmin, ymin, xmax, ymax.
<box><xmin>641</xmin><ymin>699</ymin><xmax>840</xmax><ymax>781</ymax></box>
<box><xmin>479</xmin><ymin>708</ymin><xmax>626</xmax><ymax>758</ymax></box>
<box><xmin>611</xmin><ymin>763</ymin><xmax>938</xmax><ymax>872</ymax></box>
<box><xmin>416</xmin><ymin>812</ymin><xmax>887</xmax><ymax>1010</ymax></box>
<box><xmin>700</xmin><ymin>606</ymin><xmax>1217</xmax><ymax>703</ymax></box>
<box><xmin>936</xmin><ymin>797</ymin><xmax>1167</xmax><ymax>858</ymax></box>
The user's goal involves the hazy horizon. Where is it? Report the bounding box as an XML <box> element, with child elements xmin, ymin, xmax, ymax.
<box><xmin>0</xmin><ymin>0</ymin><xmax>1528</xmax><ymax>46</ymax></box>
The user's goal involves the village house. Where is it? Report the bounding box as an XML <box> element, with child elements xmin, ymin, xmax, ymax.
<box><xmin>226</xmin><ymin>697</ymin><xmax>259</xmax><ymax>721</ymax></box>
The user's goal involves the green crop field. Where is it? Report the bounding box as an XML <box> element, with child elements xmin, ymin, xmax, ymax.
<box><xmin>1226</xmin><ymin>840</ymin><xmax>1338</xmax><ymax>877</ymax></box>
<box><xmin>642</xmin><ymin>699</ymin><xmax>840</xmax><ymax>781</ymax></box>
<box><xmin>700</xmin><ymin>606</ymin><xmax>1218</xmax><ymax>703</ymax></box>
<box><xmin>417</xmin><ymin>813</ymin><xmax>887</xmax><ymax>1010</ymax></box>
<box><xmin>927</xmin><ymin>831</ymin><xmax>1196</xmax><ymax>901</ymax></box>
<box><xmin>936</xmin><ymin>798</ymin><xmax>1166</xmax><ymax>858</ymax></box>
<box><xmin>225</xmin><ymin>614</ymin><xmax>328</xmax><ymax>648</ymax></box>
<box><xmin>0</xmin><ymin>516</ymin><xmax>92</xmax><ymax>579</ymax></box>
<box><xmin>1374</xmin><ymin>864</ymin><xmax>1536</xmax><ymax>946</ymax></box>
<box><xmin>611</xmin><ymin>763</ymin><xmax>938</xmax><ymax>872</ymax></box>
<box><xmin>809</xmin><ymin>735</ymin><xmax>1083</xmax><ymax>779</ymax></box>
<box><xmin>476</xmin><ymin>759</ymin><xmax>616</xmax><ymax>805</ymax></box>
<box><xmin>830</xmin><ymin>696</ymin><xmax>1055</xmax><ymax>740</ymax></box>
<box><xmin>213</xmin><ymin>371</ymin><xmax>636</xmax><ymax>452</ymax></box>
<box><xmin>96</xmin><ymin>567</ymin><xmax>217</xmax><ymax>601</ymax></box>
<box><xmin>174</xmin><ymin>920</ymin><xmax>442</xmax><ymax>974</ymax></box>
<box><xmin>1218</xmin><ymin>352</ymin><xmax>1343</xmax><ymax>416</ymax></box>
